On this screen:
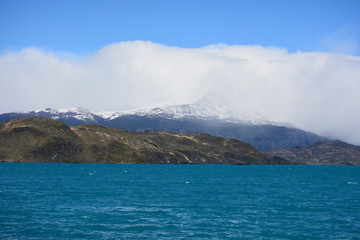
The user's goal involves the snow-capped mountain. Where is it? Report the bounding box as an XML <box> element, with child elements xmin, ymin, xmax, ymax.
<box><xmin>31</xmin><ymin>107</ymin><xmax>99</xmax><ymax>121</ymax></box>
<box><xmin>1</xmin><ymin>107</ymin><xmax>102</xmax><ymax>126</ymax></box>
<box><xmin>0</xmin><ymin>101</ymin><xmax>326</xmax><ymax>151</ymax></box>
<box><xmin>98</xmin><ymin>100</ymin><xmax>236</xmax><ymax>120</ymax></box>
<box><xmin>18</xmin><ymin>100</ymin><xmax>280</xmax><ymax>125</ymax></box>
<box><xmin>97</xmin><ymin>99</ymin><xmax>283</xmax><ymax>126</ymax></box>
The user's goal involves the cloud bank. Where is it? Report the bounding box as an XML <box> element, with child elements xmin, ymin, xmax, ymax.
<box><xmin>1</xmin><ymin>41</ymin><xmax>360</xmax><ymax>144</ymax></box>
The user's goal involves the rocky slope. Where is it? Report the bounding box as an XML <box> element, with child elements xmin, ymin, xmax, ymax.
<box><xmin>268</xmin><ymin>140</ymin><xmax>360</xmax><ymax>165</ymax></box>
<box><xmin>0</xmin><ymin>101</ymin><xmax>326</xmax><ymax>151</ymax></box>
<box><xmin>0</xmin><ymin>117</ymin><xmax>289</xmax><ymax>164</ymax></box>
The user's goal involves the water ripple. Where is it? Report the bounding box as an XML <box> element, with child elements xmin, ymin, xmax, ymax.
<box><xmin>1</xmin><ymin>163</ymin><xmax>359</xmax><ymax>239</ymax></box>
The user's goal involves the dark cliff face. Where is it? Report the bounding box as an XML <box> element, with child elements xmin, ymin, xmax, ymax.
<box><xmin>268</xmin><ymin>140</ymin><xmax>360</xmax><ymax>165</ymax></box>
<box><xmin>0</xmin><ymin>117</ymin><xmax>289</xmax><ymax>164</ymax></box>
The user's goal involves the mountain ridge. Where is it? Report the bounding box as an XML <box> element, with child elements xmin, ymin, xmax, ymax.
<box><xmin>0</xmin><ymin>101</ymin><xmax>326</xmax><ymax>151</ymax></box>
<box><xmin>0</xmin><ymin>117</ymin><xmax>289</xmax><ymax>165</ymax></box>
<box><xmin>14</xmin><ymin>100</ymin><xmax>283</xmax><ymax>125</ymax></box>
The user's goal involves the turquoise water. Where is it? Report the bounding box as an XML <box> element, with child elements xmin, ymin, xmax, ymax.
<box><xmin>1</xmin><ymin>163</ymin><xmax>359</xmax><ymax>240</ymax></box>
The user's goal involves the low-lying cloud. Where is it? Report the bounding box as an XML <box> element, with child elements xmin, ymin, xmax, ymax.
<box><xmin>1</xmin><ymin>41</ymin><xmax>360</xmax><ymax>145</ymax></box>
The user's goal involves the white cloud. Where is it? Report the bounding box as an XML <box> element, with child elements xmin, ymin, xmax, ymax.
<box><xmin>1</xmin><ymin>41</ymin><xmax>360</xmax><ymax>145</ymax></box>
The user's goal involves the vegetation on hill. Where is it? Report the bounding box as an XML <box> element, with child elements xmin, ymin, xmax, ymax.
<box><xmin>0</xmin><ymin>110</ymin><xmax>325</xmax><ymax>151</ymax></box>
<box><xmin>268</xmin><ymin>140</ymin><xmax>360</xmax><ymax>165</ymax></box>
<box><xmin>0</xmin><ymin>117</ymin><xmax>289</xmax><ymax>164</ymax></box>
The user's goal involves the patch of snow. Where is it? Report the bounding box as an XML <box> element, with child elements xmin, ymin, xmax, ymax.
<box><xmin>17</xmin><ymin>100</ymin><xmax>288</xmax><ymax>127</ymax></box>
<box><xmin>25</xmin><ymin>107</ymin><xmax>98</xmax><ymax>122</ymax></box>
<box><xmin>96</xmin><ymin>99</ymin><xmax>286</xmax><ymax>126</ymax></box>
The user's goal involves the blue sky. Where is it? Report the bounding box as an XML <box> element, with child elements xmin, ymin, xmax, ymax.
<box><xmin>1</xmin><ymin>0</ymin><xmax>359</xmax><ymax>55</ymax></box>
<box><xmin>1</xmin><ymin>0</ymin><xmax>360</xmax><ymax>144</ymax></box>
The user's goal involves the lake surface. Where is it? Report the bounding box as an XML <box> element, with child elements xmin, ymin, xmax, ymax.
<box><xmin>1</xmin><ymin>163</ymin><xmax>359</xmax><ymax>239</ymax></box>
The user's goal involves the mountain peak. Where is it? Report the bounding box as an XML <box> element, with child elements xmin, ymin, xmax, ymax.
<box><xmin>0</xmin><ymin>102</ymin><xmax>326</xmax><ymax>151</ymax></box>
<box><xmin>23</xmin><ymin>107</ymin><xmax>97</xmax><ymax>122</ymax></box>
<box><xmin>96</xmin><ymin>99</ymin><xmax>282</xmax><ymax>125</ymax></box>
<box><xmin>95</xmin><ymin>100</ymin><xmax>232</xmax><ymax>120</ymax></box>
<box><xmin>30</xmin><ymin>107</ymin><xmax>92</xmax><ymax>114</ymax></box>
<box><xmin>11</xmin><ymin>100</ymin><xmax>286</xmax><ymax>126</ymax></box>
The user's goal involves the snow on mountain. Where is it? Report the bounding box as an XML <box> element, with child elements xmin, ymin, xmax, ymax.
<box><xmin>7</xmin><ymin>97</ymin><xmax>291</xmax><ymax>127</ymax></box>
<box><xmin>96</xmin><ymin>101</ymin><xmax>234</xmax><ymax>120</ymax></box>
<box><xmin>25</xmin><ymin>107</ymin><xmax>98</xmax><ymax>122</ymax></box>
<box><xmin>18</xmin><ymin>100</ymin><xmax>285</xmax><ymax>126</ymax></box>
<box><xmin>1</xmin><ymin>101</ymin><xmax>323</xmax><ymax>151</ymax></box>
<box><xmin>97</xmin><ymin>100</ymin><xmax>284</xmax><ymax>126</ymax></box>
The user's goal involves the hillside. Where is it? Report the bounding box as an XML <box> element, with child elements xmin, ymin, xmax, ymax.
<box><xmin>0</xmin><ymin>117</ymin><xmax>289</xmax><ymax>164</ymax></box>
<box><xmin>0</xmin><ymin>101</ymin><xmax>326</xmax><ymax>151</ymax></box>
<box><xmin>268</xmin><ymin>140</ymin><xmax>360</xmax><ymax>165</ymax></box>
